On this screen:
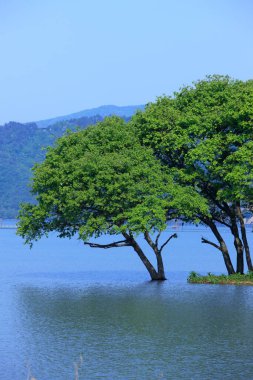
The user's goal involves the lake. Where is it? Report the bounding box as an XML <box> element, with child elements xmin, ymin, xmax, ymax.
<box><xmin>0</xmin><ymin>226</ymin><xmax>253</xmax><ymax>379</ymax></box>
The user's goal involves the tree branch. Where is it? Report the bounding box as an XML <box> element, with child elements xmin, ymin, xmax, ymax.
<box><xmin>211</xmin><ymin>216</ymin><xmax>231</xmax><ymax>228</ymax></box>
<box><xmin>159</xmin><ymin>233</ymin><xmax>177</xmax><ymax>253</ymax></box>
<box><xmin>201</xmin><ymin>237</ymin><xmax>221</xmax><ymax>251</ymax></box>
<box><xmin>144</xmin><ymin>231</ymin><xmax>158</xmax><ymax>254</ymax></box>
<box><xmin>83</xmin><ymin>239</ymin><xmax>130</xmax><ymax>249</ymax></box>
<box><xmin>222</xmin><ymin>201</ymin><xmax>233</xmax><ymax>217</ymax></box>
<box><xmin>202</xmin><ymin>183</ymin><xmax>229</xmax><ymax>214</ymax></box>
<box><xmin>155</xmin><ymin>231</ymin><xmax>162</xmax><ymax>247</ymax></box>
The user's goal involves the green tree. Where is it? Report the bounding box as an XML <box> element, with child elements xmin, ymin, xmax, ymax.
<box><xmin>132</xmin><ymin>75</ymin><xmax>253</xmax><ymax>274</ymax></box>
<box><xmin>17</xmin><ymin>117</ymin><xmax>207</xmax><ymax>280</ymax></box>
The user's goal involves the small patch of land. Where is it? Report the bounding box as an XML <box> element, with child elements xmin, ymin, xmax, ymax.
<box><xmin>188</xmin><ymin>271</ymin><xmax>253</xmax><ymax>285</ymax></box>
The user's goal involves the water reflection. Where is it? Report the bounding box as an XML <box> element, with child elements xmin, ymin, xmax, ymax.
<box><xmin>11</xmin><ymin>281</ymin><xmax>253</xmax><ymax>380</ymax></box>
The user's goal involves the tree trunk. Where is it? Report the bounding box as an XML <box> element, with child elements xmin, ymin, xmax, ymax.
<box><xmin>205</xmin><ymin>219</ymin><xmax>235</xmax><ymax>275</ymax></box>
<box><xmin>230</xmin><ymin>208</ymin><xmax>244</xmax><ymax>274</ymax></box>
<box><xmin>236</xmin><ymin>202</ymin><xmax>253</xmax><ymax>272</ymax></box>
<box><xmin>122</xmin><ymin>232</ymin><xmax>163</xmax><ymax>280</ymax></box>
<box><xmin>156</xmin><ymin>251</ymin><xmax>166</xmax><ymax>280</ymax></box>
<box><xmin>235</xmin><ymin>238</ymin><xmax>244</xmax><ymax>275</ymax></box>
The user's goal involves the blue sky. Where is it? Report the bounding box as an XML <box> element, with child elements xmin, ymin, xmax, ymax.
<box><xmin>1</xmin><ymin>0</ymin><xmax>253</xmax><ymax>124</ymax></box>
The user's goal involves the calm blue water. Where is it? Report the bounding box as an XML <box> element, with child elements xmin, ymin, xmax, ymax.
<box><xmin>0</xmin><ymin>227</ymin><xmax>253</xmax><ymax>379</ymax></box>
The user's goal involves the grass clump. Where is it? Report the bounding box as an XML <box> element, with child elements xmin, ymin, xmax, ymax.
<box><xmin>188</xmin><ymin>271</ymin><xmax>253</xmax><ymax>285</ymax></box>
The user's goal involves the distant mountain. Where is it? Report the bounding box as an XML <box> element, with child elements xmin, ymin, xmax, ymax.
<box><xmin>35</xmin><ymin>104</ymin><xmax>145</xmax><ymax>128</ymax></box>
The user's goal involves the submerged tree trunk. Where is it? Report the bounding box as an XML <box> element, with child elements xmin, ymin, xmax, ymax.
<box><xmin>236</xmin><ymin>202</ymin><xmax>253</xmax><ymax>272</ymax></box>
<box><xmin>155</xmin><ymin>251</ymin><xmax>166</xmax><ymax>280</ymax></box>
<box><xmin>202</xmin><ymin>218</ymin><xmax>235</xmax><ymax>275</ymax></box>
<box><xmin>122</xmin><ymin>232</ymin><xmax>165</xmax><ymax>280</ymax></box>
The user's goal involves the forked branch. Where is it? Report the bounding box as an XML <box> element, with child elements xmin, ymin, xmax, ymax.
<box><xmin>159</xmin><ymin>233</ymin><xmax>177</xmax><ymax>253</ymax></box>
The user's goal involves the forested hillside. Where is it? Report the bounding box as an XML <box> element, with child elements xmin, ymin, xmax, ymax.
<box><xmin>0</xmin><ymin>114</ymin><xmax>106</xmax><ymax>218</ymax></box>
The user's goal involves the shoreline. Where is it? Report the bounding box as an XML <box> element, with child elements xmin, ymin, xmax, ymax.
<box><xmin>188</xmin><ymin>271</ymin><xmax>253</xmax><ymax>286</ymax></box>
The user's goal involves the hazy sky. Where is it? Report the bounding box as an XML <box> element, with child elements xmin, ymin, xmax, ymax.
<box><xmin>1</xmin><ymin>0</ymin><xmax>253</xmax><ymax>124</ymax></box>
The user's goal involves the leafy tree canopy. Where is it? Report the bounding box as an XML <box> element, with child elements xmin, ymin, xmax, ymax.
<box><xmin>132</xmin><ymin>75</ymin><xmax>253</xmax><ymax>274</ymax></box>
<box><xmin>18</xmin><ymin>116</ymin><xmax>207</xmax><ymax>280</ymax></box>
